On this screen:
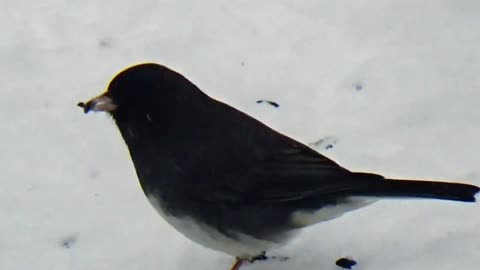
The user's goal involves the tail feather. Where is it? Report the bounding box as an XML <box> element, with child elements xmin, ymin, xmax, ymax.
<box><xmin>352</xmin><ymin>177</ymin><xmax>480</xmax><ymax>202</ymax></box>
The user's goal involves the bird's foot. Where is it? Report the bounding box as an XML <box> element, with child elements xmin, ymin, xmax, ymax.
<box><xmin>249</xmin><ymin>251</ymin><xmax>289</xmax><ymax>262</ymax></box>
<box><xmin>268</xmin><ymin>255</ymin><xmax>289</xmax><ymax>262</ymax></box>
<box><xmin>248</xmin><ymin>252</ymin><xmax>268</xmax><ymax>263</ymax></box>
<box><xmin>230</xmin><ymin>252</ymin><xmax>289</xmax><ymax>270</ymax></box>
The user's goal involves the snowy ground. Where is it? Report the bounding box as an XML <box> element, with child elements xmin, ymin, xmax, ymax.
<box><xmin>2</xmin><ymin>1</ymin><xmax>480</xmax><ymax>270</ymax></box>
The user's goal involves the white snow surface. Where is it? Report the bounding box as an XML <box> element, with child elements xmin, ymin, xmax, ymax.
<box><xmin>2</xmin><ymin>1</ymin><xmax>480</xmax><ymax>270</ymax></box>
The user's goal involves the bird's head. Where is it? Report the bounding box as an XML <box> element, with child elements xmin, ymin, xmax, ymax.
<box><xmin>78</xmin><ymin>63</ymin><xmax>207</xmax><ymax>124</ymax></box>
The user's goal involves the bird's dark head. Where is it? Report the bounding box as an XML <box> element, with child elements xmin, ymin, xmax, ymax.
<box><xmin>78</xmin><ymin>63</ymin><xmax>208</xmax><ymax>123</ymax></box>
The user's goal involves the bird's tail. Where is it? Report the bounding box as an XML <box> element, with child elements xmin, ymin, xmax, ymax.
<box><xmin>351</xmin><ymin>174</ymin><xmax>479</xmax><ymax>202</ymax></box>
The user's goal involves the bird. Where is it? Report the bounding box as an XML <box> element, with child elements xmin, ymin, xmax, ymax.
<box><xmin>79</xmin><ymin>63</ymin><xmax>479</xmax><ymax>270</ymax></box>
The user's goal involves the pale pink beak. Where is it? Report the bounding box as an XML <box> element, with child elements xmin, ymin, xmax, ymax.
<box><xmin>78</xmin><ymin>95</ymin><xmax>117</xmax><ymax>113</ymax></box>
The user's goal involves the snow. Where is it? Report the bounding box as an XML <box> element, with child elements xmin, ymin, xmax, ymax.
<box><xmin>2</xmin><ymin>1</ymin><xmax>479</xmax><ymax>270</ymax></box>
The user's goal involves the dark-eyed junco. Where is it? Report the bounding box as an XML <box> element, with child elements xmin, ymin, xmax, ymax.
<box><xmin>79</xmin><ymin>63</ymin><xmax>479</xmax><ymax>270</ymax></box>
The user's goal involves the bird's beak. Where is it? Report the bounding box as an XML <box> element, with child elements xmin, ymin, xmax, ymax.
<box><xmin>78</xmin><ymin>95</ymin><xmax>117</xmax><ymax>114</ymax></box>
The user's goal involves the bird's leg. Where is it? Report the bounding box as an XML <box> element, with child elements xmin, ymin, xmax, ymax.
<box><xmin>229</xmin><ymin>252</ymin><xmax>268</xmax><ymax>270</ymax></box>
<box><xmin>229</xmin><ymin>259</ymin><xmax>244</xmax><ymax>270</ymax></box>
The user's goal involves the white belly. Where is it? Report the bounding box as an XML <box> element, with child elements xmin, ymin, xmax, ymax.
<box><xmin>146</xmin><ymin>195</ymin><xmax>282</xmax><ymax>258</ymax></box>
<box><xmin>291</xmin><ymin>196</ymin><xmax>377</xmax><ymax>227</ymax></box>
<box><xmin>146</xmin><ymin>195</ymin><xmax>373</xmax><ymax>257</ymax></box>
